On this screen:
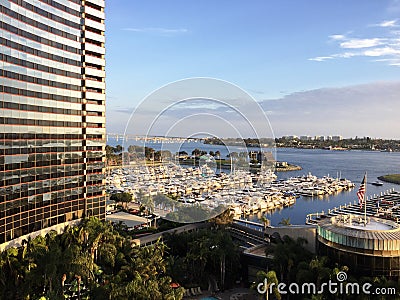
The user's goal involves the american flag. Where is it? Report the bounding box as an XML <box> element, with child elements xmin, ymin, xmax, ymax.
<box><xmin>357</xmin><ymin>174</ymin><xmax>366</xmax><ymax>209</ymax></box>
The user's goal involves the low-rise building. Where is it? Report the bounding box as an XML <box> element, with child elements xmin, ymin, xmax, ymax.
<box><xmin>317</xmin><ymin>215</ymin><xmax>400</xmax><ymax>279</ymax></box>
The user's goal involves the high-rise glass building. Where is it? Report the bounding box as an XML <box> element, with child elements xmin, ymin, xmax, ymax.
<box><xmin>0</xmin><ymin>0</ymin><xmax>106</xmax><ymax>245</ymax></box>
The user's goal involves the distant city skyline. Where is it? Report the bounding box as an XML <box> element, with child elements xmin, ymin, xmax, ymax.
<box><xmin>106</xmin><ymin>133</ymin><xmax>397</xmax><ymax>141</ymax></box>
<box><xmin>105</xmin><ymin>0</ymin><xmax>400</xmax><ymax>138</ymax></box>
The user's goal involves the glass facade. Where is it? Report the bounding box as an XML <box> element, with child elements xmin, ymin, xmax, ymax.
<box><xmin>317</xmin><ymin>219</ymin><xmax>400</xmax><ymax>279</ymax></box>
<box><xmin>318</xmin><ymin>241</ymin><xmax>400</xmax><ymax>279</ymax></box>
<box><xmin>0</xmin><ymin>0</ymin><xmax>106</xmax><ymax>244</ymax></box>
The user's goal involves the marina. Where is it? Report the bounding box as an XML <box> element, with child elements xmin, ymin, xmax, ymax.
<box><xmin>106</xmin><ymin>138</ymin><xmax>400</xmax><ymax>225</ymax></box>
<box><xmin>106</xmin><ymin>162</ymin><xmax>355</xmax><ymax>220</ymax></box>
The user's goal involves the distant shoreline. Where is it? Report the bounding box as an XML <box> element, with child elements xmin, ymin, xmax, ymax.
<box><xmin>378</xmin><ymin>174</ymin><xmax>400</xmax><ymax>185</ymax></box>
<box><xmin>276</xmin><ymin>145</ymin><xmax>399</xmax><ymax>152</ymax></box>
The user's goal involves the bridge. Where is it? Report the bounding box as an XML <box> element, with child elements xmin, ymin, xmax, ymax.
<box><xmin>106</xmin><ymin>133</ymin><xmax>203</xmax><ymax>144</ymax></box>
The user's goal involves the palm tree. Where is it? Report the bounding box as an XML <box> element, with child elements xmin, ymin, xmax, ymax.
<box><xmin>252</xmin><ymin>270</ymin><xmax>281</xmax><ymax>300</ymax></box>
<box><xmin>0</xmin><ymin>247</ymin><xmax>21</xmax><ymax>298</ymax></box>
<box><xmin>309</xmin><ymin>256</ymin><xmax>331</xmax><ymax>288</ymax></box>
<box><xmin>136</xmin><ymin>190</ymin><xmax>154</xmax><ymax>215</ymax></box>
<box><xmin>260</xmin><ymin>215</ymin><xmax>271</xmax><ymax>231</ymax></box>
<box><xmin>272</xmin><ymin>235</ymin><xmax>312</xmax><ymax>283</ymax></box>
<box><xmin>187</xmin><ymin>235</ymin><xmax>210</xmax><ymax>281</ymax></box>
<box><xmin>212</xmin><ymin>209</ymin><xmax>234</xmax><ymax>228</ymax></box>
<box><xmin>278</xmin><ymin>217</ymin><xmax>291</xmax><ymax>226</ymax></box>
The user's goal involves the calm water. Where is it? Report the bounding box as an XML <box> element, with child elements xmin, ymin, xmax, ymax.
<box><xmin>268</xmin><ymin>148</ymin><xmax>400</xmax><ymax>225</ymax></box>
<box><xmin>108</xmin><ymin>137</ymin><xmax>400</xmax><ymax>225</ymax></box>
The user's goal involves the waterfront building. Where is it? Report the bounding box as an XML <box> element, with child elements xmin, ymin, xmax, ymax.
<box><xmin>249</xmin><ymin>151</ymin><xmax>276</xmax><ymax>164</ymax></box>
<box><xmin>286</xmin><ymin>135</ymin><xmax>298</xmax><ymax>140</ymax></box>
<box><xmin>299</xmin><ymin>135</ymin><xmax>313</xmax><ymax>141</ymax></box>
<box><xmin>332</xmin><ymin>135</ymin><xmax>343</xmax><ymax>142</ymax></box>
<box><xmin>282</xmin><ymin>135</ymin><xmax>298</xmax><ymax>140</ymax></box>
<box><xmin>317</xmin><ymin>215</ymin><xmax>400</xmax><ymax>279</ymax></box>
<box><xmin>0</xmin><ymin>0</ymin><xmax>106</xmax><ymax>247</ymax></box>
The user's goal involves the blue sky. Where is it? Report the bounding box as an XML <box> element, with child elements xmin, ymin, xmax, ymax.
<box><xmin>105</xmin><ymin>0</ymin><xmax>400</xmax><ymax>138</ymax></box>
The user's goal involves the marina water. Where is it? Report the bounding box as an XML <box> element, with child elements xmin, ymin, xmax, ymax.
<box><xmin>107</xmin><ymin>138</ymin><xmax>400</xmax><ymax>226</ymax></box>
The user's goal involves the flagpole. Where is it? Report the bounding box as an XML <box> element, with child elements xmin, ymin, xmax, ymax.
<box><xmin>364</xmin><ymin>172</ymin><xmax>367</xmax><ymax>226</ymax></box>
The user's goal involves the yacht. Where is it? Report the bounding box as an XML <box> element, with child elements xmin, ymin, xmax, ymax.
<box><xmin>371</xmin><ymin>180</ymin><xmax>383</xmax><ymax>186</ymax></box>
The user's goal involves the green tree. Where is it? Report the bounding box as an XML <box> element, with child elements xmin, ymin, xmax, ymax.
<box><xmin>115</xmin><ymin>145</ymin><xmax>123</xmax><ymax>153</ymax></box>
<box><xmin>278</xmin><ymin>217</ymin><xmax>291</xmax><ymax>226</ymax></box>
<box><xmin>260</xmin><ymin>215</ymin><xmax>271</xmax><ymax>231</ymax></box>
<box><xmin>191</xmin><ymin>148</ymin><xmax>201</xmax><ymax>157</ymax></box>
<box><xmin>309</xmin><ymin>256</ymin><xmax>331</xmax><ymax>288</ymax></box>
<box><xmin>212</xmin><ymin>209</ymin><xmax>234</xmax><ymax>228</ymax></box>
<box><xmin>110</xmin><ymin>192</ymin><xmax>132</xmax><ymax>210</ymax></box>
<box><xmin>252</xmin><ymin>270</ymin><xmax>281</xmax><ymax>300</ymax></box>
<box><xmin>272</xmin><ymin>236</ymin><xmax>312</xmax><ymax>282</ymax></box>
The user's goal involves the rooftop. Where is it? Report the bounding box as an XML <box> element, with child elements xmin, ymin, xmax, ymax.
<box><xmin>332</xmin><ymin>214</ymin><xmax>398</xmax><ymax>231</ymax></box>
<box><xmin>318</xmin><ymin>215</ymin><xmax>400</xmax><ymax>242</ymax></box>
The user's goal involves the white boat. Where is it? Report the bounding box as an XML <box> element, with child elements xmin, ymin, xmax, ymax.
<box><xmin>371</xmin><ymin>180</ymin><xmax>383</xmax><ymax>186</ymax></box>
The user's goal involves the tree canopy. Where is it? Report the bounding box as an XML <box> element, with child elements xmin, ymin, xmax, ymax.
<box><xmin>0</xmin><ymin>217</ymin><xmax>183</xmax><ymax>300</ymax></box>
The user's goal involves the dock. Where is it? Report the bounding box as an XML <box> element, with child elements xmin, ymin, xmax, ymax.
<box><xmin>106</xmin><ymin>164</ymin><xmax>354</xmax><ymax>221</ymax></box>
<box><xmin>306</xmin><ymin>189</ymin><xmax>400</xmax><ymax>225</ymax></box>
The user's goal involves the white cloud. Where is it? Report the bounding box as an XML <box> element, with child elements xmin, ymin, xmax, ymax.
<box><xmin>308</xmin><ymin>56</ymin><xmax>333</xmax><ymax>62</ymax></box>
<box><xmin>122</xmin><ymin>27</ymin><xmax>189</xmax><ymax>36</ymax></box>
<box><xmin>106</xmin><ymin>82</ymin><xmax>400</xmax><ymax>138</ymax></box>
<box><xmin>332</xmin><ymin>52</ymin><xmax>358</xmax><ymax>58</ymax></box>
<box><xmin>260</xmin><ymin>81</ymin><xmax>400</xmax><ymax>138</ymax></box>
<box><xmin>340</xmin><ymin>38</ymin><xmax>385</xmax><ymax>49</ymax></box>
<box><xmin>363</xmin><ymin>47</ymin><xmax>400</xmax><ymax>57</ymax></box>
<box><xmin>309</xmin><ymin>52</ymin><xmax>357</xmax><ymax>61</ymax></box>
<box><xmin>377</xmin><ymin>20</ymin><xmax>398</xmax><ymax>27</ymax></box>
<box><xmin>310</xmin><ymin>21</ymin><xmax>400</xmax><ymax>66</ymax></box>
<box><xmin>329</xmin><ymin>34</ymin><xmax>346</xmax><ymax>40</ymax></box>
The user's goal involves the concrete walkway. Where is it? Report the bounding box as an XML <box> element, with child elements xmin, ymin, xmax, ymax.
<box><xmin>185</xmin><ymin>288</ymin><xmax>259</xmax><ymax>300</ymax></box>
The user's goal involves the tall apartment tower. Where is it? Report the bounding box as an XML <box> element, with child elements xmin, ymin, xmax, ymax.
<box><xmin>0</xmin><ymin>0</ymin><xmax>106</xmax><ymax>245</ymax></box>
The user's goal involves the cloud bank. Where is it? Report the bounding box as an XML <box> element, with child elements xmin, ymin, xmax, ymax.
<box><xmin>260</xmin><ymin>81</ymin><xmax>400</xmax><ymax>138</ymax></box>
<box><xmin>106</xmin><ymin>81</ymin><xmax>400</xmax><ymax>139</ymax></box>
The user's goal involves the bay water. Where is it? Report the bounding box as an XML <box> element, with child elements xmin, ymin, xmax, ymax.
<box><xmin>108</xmin><ymin>137</ymin><xmax>400</xmax><ymax>225</ymax></box>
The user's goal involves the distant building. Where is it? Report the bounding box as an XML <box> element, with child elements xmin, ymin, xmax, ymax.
<box><xmin>249</xmin><ymin>151</ymin><xmax>276</xmax><ymax>164</ymax></box>
<box><xmin>315</xmin><ymin>136</ymin><xmax>325</xmax><ymax>141</ymax></box>
<box><xmin>276</xmin><ymin>161</ymin><xmax>288</xmax><ymax>167</ymax></box>
<box><xmin>332</xmin><ymin>135</ymin><xmax>343</xmax><ymax>142</ymax></box>
<box><xmin>286</xmin><ymin>135</ymin><xmax>298</xmax><ymax>140</ymax></box>
<box><xmin>300</xmin><ymin>135</ymin><xmax>313</xmax><ymax>141</ymax></box>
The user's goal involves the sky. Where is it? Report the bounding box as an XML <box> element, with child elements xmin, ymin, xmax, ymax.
<box><xmin>105</xmin><ymin>0</ymin><xmax>400</xmax><ymax>139</ymax></box>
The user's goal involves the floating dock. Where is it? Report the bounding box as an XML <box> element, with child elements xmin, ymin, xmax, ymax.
<box><xmin>306</xmin><ymin>189</ymin><xmax>400</xmax><ymax>225</ymax></box>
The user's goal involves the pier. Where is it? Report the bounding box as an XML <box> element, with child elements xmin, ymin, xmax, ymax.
<box><xmin>306</xmin><ymin>189</ymin><xmax>400</xmax><ymax>225</ymax></box>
